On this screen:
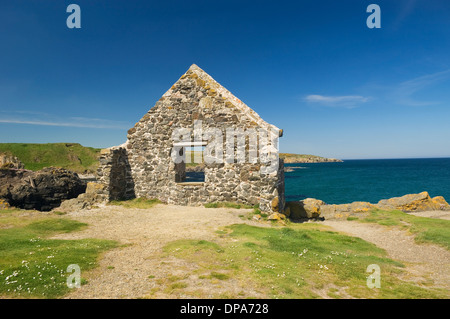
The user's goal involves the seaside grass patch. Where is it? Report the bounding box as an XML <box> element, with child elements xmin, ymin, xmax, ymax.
<box><xmin>162</xmin><ymin>223</ymin><xmax>447</xmax><ymax>299</ymax></box>
<box><xmin>0</xmin><ymin>215</ymin><xmax>117</xmax><ymax>298</ymax></box>
<box><xmin>204</xmin><ymin>202</ymin><xmax>255</xmax><ymax>209</ymax></box>
<box><xmin>352</xmin><ymin>209</ymin><xmax>450</xmax><ymax>249</ymax></box>
<box><xmin>108</xmin><ymin>197</ymin><xmax>161</xmax><ymax>209</ymax></box>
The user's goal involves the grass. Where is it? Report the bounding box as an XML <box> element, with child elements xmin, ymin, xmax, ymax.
<box><xmin>0</xmin><ymin>143</ymin><xmax>101</xmax><ymax>173</ymax></box>
<box><xmin>162</xmin><ymin>223</ymin><xmax>448</xmax><ymax>299</ymax></box>
<box><xmin>0</xmin><ymin>210</ymin><xmax>117</xmax><ymax>298</ymax></box>
<box><xmin>108</xmin><ymin>198</ymin><xmax>161</xmax><ymax>209</ymax></box>
<box><xmin>350</xmin><ymin>209</ymin><xmax>450</xmax><ymax>250</ymax></box>
<box><xmin>204</xmin><ymin>202</ymin><xmax>255</xmax><ymax>209</ymax></box>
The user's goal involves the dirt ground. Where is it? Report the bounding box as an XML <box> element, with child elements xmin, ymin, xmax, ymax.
<box><xmin>53</xmin><ymin>204</ymin><xmax>264</xmax><ymax>298</ymax></box>
<box><xmin>52</xmin><ymin>205</ymin><xmax>450</xmax><ymax>298</ymax></box>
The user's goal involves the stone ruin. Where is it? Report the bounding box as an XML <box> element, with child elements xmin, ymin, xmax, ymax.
<box><xmin>95</xmin><ymin>64</ymin><xmax>285</xmax><ymax>213</ymax></box>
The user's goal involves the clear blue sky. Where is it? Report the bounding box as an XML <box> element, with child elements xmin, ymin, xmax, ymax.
<box><xmin>1</xmin><ymin>0</ymin><xmax>449</xmax><ymax>159</ymax></box>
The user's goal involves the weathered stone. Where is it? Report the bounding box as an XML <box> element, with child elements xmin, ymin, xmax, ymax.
<box><xmin>287</xmin><ymin>198</ymin><xmax>324</xmax><ymax>219</ymax></box>
<box><xmin>57</xmin><ymin>182</ymin><xmax>108</xmax><ymax>212</ymax></box>
<box><xmin>0</xmin><ymin>167</ymin><xmax>86</xmax><ymax>211</ymax></box>
<box><xmin>431</xmin><ymin>196</ymin><xmax>450</xmax><ymax>210</ymax></box>
<box><xmin>271</xmin><ymin>197</ymin><xmax>279</xmax><ymax>212</ymax></box>
<box><xmin>252</xmin><ymin>214</ymin><xmax>262</xmax><ymax>221</ymax></box>
<box><xmin>376</xmin><ymin>191</ymin><xmax>449</xmax><ymax>211</ymax></box>
<box><xmin>0</xmin><ymin>199</ymin><xmax>10</xmax><ymax>210</ymax></box>
<box><xmin>268</xmin><ymin>212</ymin><xmax>286</xmax><ymax>221</ymax></box>
<box><xmin>0</xmin><ymin>153</ymin><xmax>24</xmax><ymax>169</ymax></box>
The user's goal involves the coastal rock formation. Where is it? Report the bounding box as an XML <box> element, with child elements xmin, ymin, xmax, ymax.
<box><xmin>57</xmin><ymin>182</ymin><xmax>108</xmax><ymax>212</ymax></box>
<box><xmin>286</xmin><ymin>198</ymin><xmax>325</xmax><ymax>219</ymax></box>
<box><xmin>0</xmin><ymin>167</ymin><xmax>86</xmax><ymax>211</ymax></box>
<box><xmin>0</xmin><ymin>153</ymin><xmax>24</xmax><ymax>169</ymax></box>
<box><xmin>280</xmin><ymin>153</ymin><xmax>343</xmax><ymax>164</ymax></box>
<box><xmin>376</xmin><ymin>192</ymin><xmax>449</xmax><ymax>211</ymax></box>
<box><xmin>287</xmin><ymin>191</ymin><xmax>450</xmax><ymax>220</ymax></box>
<box><xmin>319</xmin><ymin>201</ymin><xmax>376</xmax><ymax>220</ymax></box>
<box><xmin>0</xmin><ymin>198</ymin><xmax>10</xmax><ymax>210</ymax></box>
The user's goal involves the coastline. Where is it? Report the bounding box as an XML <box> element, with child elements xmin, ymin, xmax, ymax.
<box><xmin>280</xmin><ymin>153</ymin><xmax>343</xmax><ymax>164</ymax></box>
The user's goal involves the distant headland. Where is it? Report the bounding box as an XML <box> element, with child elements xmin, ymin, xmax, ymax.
<box><xmin>280</xmin><ymin>153</ymin><xmax>343</xmax><ymax>163</ymax></box>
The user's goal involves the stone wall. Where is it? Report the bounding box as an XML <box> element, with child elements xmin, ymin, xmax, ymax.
<box><xmin>96</xmin><ymin>146</ymin><xmax>135</xmax><ymax>201</ymax></box>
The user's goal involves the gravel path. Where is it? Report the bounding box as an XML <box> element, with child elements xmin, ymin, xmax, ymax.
<box><xmin>53</xmin><ymin>205</ymin><xmax>449</xmax><ymax>298</ymax></box>
<box><xmin>53</xmin><ymin>204</ymin><xmax>263</xmax><ymax>299</ymax></box>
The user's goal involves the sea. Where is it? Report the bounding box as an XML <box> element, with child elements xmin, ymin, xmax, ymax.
<box><xmin>284</xmin><ymin>158</ymin><xmax>450</xmax><ymax>205</ymax></box>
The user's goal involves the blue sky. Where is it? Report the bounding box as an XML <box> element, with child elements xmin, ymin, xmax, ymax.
<box><xmin>1</xmin><ymin>0</ymin><xmax>450</xmax><ymax>159</ymax></box>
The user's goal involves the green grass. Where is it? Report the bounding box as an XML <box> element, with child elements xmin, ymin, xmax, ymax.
<box><xmin>351</xmin><ymin>209</ymin><xmax>450</xmax><ymax>250</ymax></box>
<box><xmin>0</xmin><ymin>212</ymin><xmax>117</xmax><ymax>298</ymax></box>
<box><xmin>0</xmin><ymin>143</ymin><xmax>101</xmax><ymax>173</ymax></box>
<box><xmin>163</xmin><ymin>223</ymin><xmax>448</xmax><ymax>299</ymax></box>
<box><xmin>204</xmin><ymin>202</ymin><xmax>256</xmax><ymax>209</ymax></box>
<box><xmin>108</xmin><ymin>197</ymin><xmax>161</xmax><ymax>209</ymax></box>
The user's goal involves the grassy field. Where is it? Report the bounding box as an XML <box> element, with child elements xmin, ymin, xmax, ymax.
<box><xmin>0</xmin><ymin>143</ymin><xmax>101</xmax><ymax>173</ymax></box>
<box><xmin>0</xmin><ymin>209</ymin><xmax>117</xmax><ymax>298</ymax></box>
<box><xmin>1</xmin><ymin>203</ymin><xmax>448</xmax><ymax>299</ymax></box>
<box><xmin>348</xmin><ymin>209</ymin><xmax>450</xmax><ymax>250</ymax></box>
<box><xmin>161</xmin><ymin>222</ymin><xmax>448</xmax><ymax>299</ymax></box>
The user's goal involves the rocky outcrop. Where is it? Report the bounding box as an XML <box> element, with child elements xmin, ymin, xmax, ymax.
<box><xmin>319</xmin><ymin>201</ymin><xmax>377</xmax><ymax>220</ymax></box>
<box><xmin>0</xmin><ymin>153</ymin><xmax>24</xmax><ymax>169</ymax></box>
<box><xmin>286</xmin><ymin>198</ymin><xmax>325</xmax><ymax>219</ymax></box>
<box><xmin>57</xmin><ymin>182</ymin><xmax>108</xmax><ymax>212</ymax></box>
<box><xmin>376</xmin><ymin>192</ymin><xmax>448</xmax><ymax>211</ymax></box>
<box><xmin>0</xmin><ymin>167</ymin><xmax>86</xmax><ymax>211</ymax></box>
<box><xmin>286</xmin><ymin>191</ymin><xmax>450</xmax><ymax>220</ymax></box>
<box><xmin>0</xmin><ymin>198</ymin><xmax>10</xmax><ymax>210</ymax></box>
<box><xmin>280</xmin><ymin>153</ymin><xmax>343</xmax><ymax>164</ymax></box>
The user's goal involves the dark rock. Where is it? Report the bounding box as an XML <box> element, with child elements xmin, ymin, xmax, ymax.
<box><xmin>0</xmin><ymin>167</ymin><xmax>86</xmax><ymax>211</ymax></box>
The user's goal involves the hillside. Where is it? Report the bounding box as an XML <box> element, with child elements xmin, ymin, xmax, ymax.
<box><xmin>280</xmin><ymin>153</ymin><xmax>343</xmax><ymax>163</ymax></box>
<box><xmin>0</xmin><ymin>143</ymin><xmax>341</xmax><ymax>173</ymax></box>
<box><xmin>0</xmin><ymin>143</ymin><xmax>101</xmax><ymax>174</ymax></box>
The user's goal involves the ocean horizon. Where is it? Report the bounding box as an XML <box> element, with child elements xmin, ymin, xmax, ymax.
<box><xmin>284</xmin><ymin>157</ymin><xmax>450</xmax><ymax>205</ymax></box>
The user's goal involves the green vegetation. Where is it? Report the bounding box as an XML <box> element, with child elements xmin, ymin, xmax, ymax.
<box><xmin>0</xmin><ymin>210</ymin><xmax>117</xmax><ymax>298</ymax></box>
<box><xmin>163</xmin><ymin>223</ymin><xmax>447</xmax><ymax>298</ymax></box>
<box><xmin>108</xmin><ymin>197</ymin><xmax>161</xmax><ymax>209</ymax></box>
<box><xmin>350</xmin><ymin>209</ymin><xmax>450</xmax><ymax>250</ymax></box>
<box><xmin>0</xmin><ymin>143</ymin><xmax>101</xmax><ymax>173</ymax></box>
<box><xmin>204</xmin><ymin>202</ymin><xmax>255</xmax><ymax>209</ymax></box>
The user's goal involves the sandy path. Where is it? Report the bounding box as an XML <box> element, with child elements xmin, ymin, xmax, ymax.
<box><xmin>321</xmin><ymin>219</ymin><xmax>450</xmax><ymax>290</ymax></box>
<box><xmin>53</xmin><ymin>204</ymin><xmax>262</xmax><ymax>299</ymax></box>
<box><xmin>409</xmin><ymin>210</ymin><xmax>450</xmax><ymax>220</ymax></box>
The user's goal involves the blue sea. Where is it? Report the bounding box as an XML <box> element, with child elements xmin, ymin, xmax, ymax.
<box><xmin>284</xmin><ymin>158</ymin><xmax>450</xmax><ymax>204</ymax></box>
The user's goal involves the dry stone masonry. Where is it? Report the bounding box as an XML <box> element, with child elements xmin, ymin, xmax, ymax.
<box><xmin>97</xmin><ymin>64</ymin><xmax>285</xmax><ymax>213</ymax></box>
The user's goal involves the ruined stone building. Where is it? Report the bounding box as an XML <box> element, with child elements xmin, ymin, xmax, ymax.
<box><xmin>97</xmin><ymin>64</ymin><xmax>285</xmax><ymax>213</ymax></box>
